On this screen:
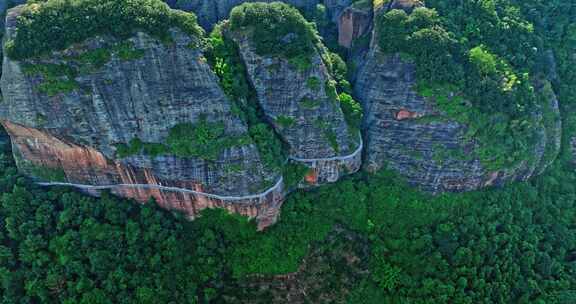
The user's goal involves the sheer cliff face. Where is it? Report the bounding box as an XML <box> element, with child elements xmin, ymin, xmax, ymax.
<box><xmin>231</xmin><ymin>33</ymin><xmax>354</xmax><ymax>159</ymax></box>
<box><xmin>0</xmin><ymin>0</ymin><xmax>564</xmax><ymax>231</ymax></box>
<box><xmin>173</xmin><ymin>0</ymin><xmax>351</xmax><ymax>30</ymax></box>
<box><xmin>228</xmin><ymin>28</ymin><xmax>361</xmax><ymax>184</ymax></box>
<box><xmin>354</xmin><ymin>13</ymin><xmax>561</xmax><ymax>193</ymax></box>
<box><xmin>337</xmin><ymin>5</ymin><xmax>372</xmax><ymax>49</ymax></box>
<box><xmin>0</xmin><ymin>6</ymin><xmax>282</xmax><ymax>228</ymax></box>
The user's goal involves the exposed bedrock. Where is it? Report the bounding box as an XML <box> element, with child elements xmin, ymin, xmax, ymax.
<box><xmin>355</xmin><ymin>40</ymin><xmax>562</xmax><ymax>194</ymax></box>
<box><xmin>337</xmin><ymin>3</ymin><xmax>373</xmax><ymax>48</ymax></box>
<box><xmin>228</xmin><ymin>28</ymin><xmax>361</xmax><ymax>186</ymax></box>
<box><xmin>170</xmin><ymin>0</ymin><xmax>352</xmax><ymax>30</ymax></box>
<box><xmin>0</xmin><ymin>5</ymin><xmax>282</xmax><ymax>228</ymax></box>
<box><xmin>3</xmin><ymin>121</ymin><xmax>284</xmax><ymax>229</ymax></box>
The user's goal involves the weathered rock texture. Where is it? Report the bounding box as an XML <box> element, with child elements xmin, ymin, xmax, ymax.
<box><xmin>0</xmin><ymin>6</ymin><xmax>282</xmax><ymax>228</ymax></box>
<box><xmin>354</xmin><ymin>17</ymin><xmax>562</xmax><ymax>193</ymax></box>
<box><xmin>229</xmin><ymin>29</ymin><xmax>361</xmax><ymax>185</ymax></box>
<box><xmin>4</xmin><ymin>121</ymin><xmax>285</xmax><ymax>228</ymax></box>
<box><xmin>337</xmin><ymin>3</ymin><xmax>373</xmax><ymax>48</ymax></box>
<box><xmin>170</xmin><ymin>0</ymin><xmax>351</xmax><ymax>30</ymax></box>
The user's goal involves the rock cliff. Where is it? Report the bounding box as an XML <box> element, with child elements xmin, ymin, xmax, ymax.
<box><xmin>0</xmin><ymin>4</ymin><xmax>283</xmax><ymax>228</ymax></box>
<box><xmin>354</xmin><ymin>3</ymin><xmax>561</xmax><ymax>193</ymax></box>
<box><xmin>171</xmin><ymin>0</ymin><xmax>351</xmax><ymax>30</ymax></box>
<box><xmin>0</xmin><ymin>0</ymin><xmax>566</xmax><ymax>229</ymax></box>
<box><xmin>226</xmin><ymin>3</ymin><xmax>361</xmax><ymax>185</ymax></box>
<box><xmin>337</xmin><ymin>1</ymin><xmax>373</xmax><ymax>49</ymax></box>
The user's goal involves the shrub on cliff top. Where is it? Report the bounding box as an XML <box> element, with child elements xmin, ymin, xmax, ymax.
<box><xmin>6</xmin><ymin>0</ymin><xmax>203</xmax><ymax>60</ymax></box>
<box><xmin>229</xmin><ymin>2</ymin><xmax>319</xmax><ymax>64</ymax></box>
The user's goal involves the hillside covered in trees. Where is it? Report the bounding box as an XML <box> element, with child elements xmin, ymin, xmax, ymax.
<box><xmin>0</xmin><ymin>0</ymin><xmax>575</xmax><ymax>303</ymax></box>
<box><xmin>0</xmin><ymin>113</ymin><xmax>575</xmax><ymax>303</ymax></box>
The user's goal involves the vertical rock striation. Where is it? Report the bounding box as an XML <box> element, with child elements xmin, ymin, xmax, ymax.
<box><xmin>227</xmin><ymin>21</ymin><xmax>361</xmax><ymax>185</ymax></box>
<box><xmin>0</xmin><ymin>5</ymin><xmax>283</xmax><ymax>228</ymax></box>
<box><xmin>337</xmin><ymin>2</ymin><xmax>373</xmax><ymax>49</ymax></box>
<box><xmin>354</xmin><ymin>4</ymin><xmax>562</xmax><ymax>193</ymax></box>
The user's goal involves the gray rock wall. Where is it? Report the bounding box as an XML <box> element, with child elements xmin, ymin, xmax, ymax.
<box><xmin>0</xmin><ymin>5</ymin><xmax>278</xmax><ymax>197</ymax></box>
<box><xmin>229</xmin><ymin>27</ymin><xmax>361</xmax><ymax>184</ymax></box>
<box><xmin>354</xmin><ymin>32</ymin><xmax>561</xmax><ymax>193</ymax></box>
<box><xmin>171</xmin><ymin>0</ymin><xmax>351</xmax><ymax>30</ymax></box>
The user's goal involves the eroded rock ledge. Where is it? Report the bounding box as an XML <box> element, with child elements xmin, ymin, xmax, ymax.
<box><xmin>0</xmin><ymin>3</ymin><xmax>362</xmax><ymax>229</ymax></box>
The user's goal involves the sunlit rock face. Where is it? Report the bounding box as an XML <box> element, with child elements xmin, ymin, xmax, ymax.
<box><xmin>0</xmin><ymin>5</ymin><xmax>282</xmax><ymax>229</ymax></box>
<box><xmin>354</xmin><ymin>5</ymin><xmax>562</xmax><ymax>193</ymax></box>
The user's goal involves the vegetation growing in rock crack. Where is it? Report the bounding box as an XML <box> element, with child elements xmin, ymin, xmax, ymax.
<box><xmin>0</xmin><ymin>0</ymin><xmax>574</xmax><ymax>303</ymax></box>
<box><xmin>116</xmin><ymin>118</ymin><xmax>252</xmax><ymax>161</ymax></box>
<box><xmin>205</xmin><ymin>22</ymin><xmax>286</xmax><ymax>172</ymax></box>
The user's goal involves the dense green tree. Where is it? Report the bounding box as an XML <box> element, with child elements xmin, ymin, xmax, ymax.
<box><xmin>0</xmin><ymin>1</ymin><xmax>574</xmax><ymax>303</ymax></box>
<box><xmin>6</xmin><ymin>0</ymin><xmax>203</xmax><ymax>60</ymax></box>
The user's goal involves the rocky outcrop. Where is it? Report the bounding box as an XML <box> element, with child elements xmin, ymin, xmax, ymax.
<box><xmin>0</xmin><ymin>5</ymin><xmax>282</xmax><ymax>228</ymax></box>
<box><xmin>356</xmin><ymin>52</ymin><xmax>490</xmax><ymax>192</ymax></box>
<box><xmin>4</xmin><ymin>121</ymin><xmax>284</xmax><ymax>228</ymax></box>
<box><xmin>171</xmin><ymin>0</ymin><xmax>351</xmax><ymax>30</ymax></box>
<box><xmin>228</xmin><ymin>27</ymin><xmax>361</xmax><ymax>185</ymax></box>
<box><xmin>354</xmin><ymin>16</ymin><xmax>562</xmax><ymax>193</ymax></box>
<box><xmin>1</xmin><ymin>0</ymin><xmax>564</xmax><ymax>229</ymax></box>
<box><xmin>337</xmin><ymin>3</ymin><xmax>372</xmax><ymax>48</ymax></box>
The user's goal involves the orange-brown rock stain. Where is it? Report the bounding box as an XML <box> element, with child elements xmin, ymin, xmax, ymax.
<box><xmin>395</xmin><ymin>109</ymin><xmax>422</xmax><ymax>120</ymax></box>
<box><xmin>1</xmin><ymin>120</ymin><xmax>283</xmax><ymax>229</ymax></box>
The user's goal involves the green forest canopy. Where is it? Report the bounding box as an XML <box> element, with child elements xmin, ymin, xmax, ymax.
<box><xmin>6</xmin><ymin>0</ymin><xmax>203</xmax><ymax>60</ymax></box>
<box><xmin>0</xmin><ymin>128</ymin><xmax>575</xmax><ymax>303</ymax></box>
<box><xmin>228</xmin><ymin>2</ymin><xmax>321</xmax><ymax>70</ymax></box>
<box><xmin>0</xmin><ymin>0</ymin><xmax>574</xmax><ymax>303</ymax></box>
<box><xmin>375</xmin><ymin>3</ymin><xmax>548</xmax><ymax>171</ymax></box>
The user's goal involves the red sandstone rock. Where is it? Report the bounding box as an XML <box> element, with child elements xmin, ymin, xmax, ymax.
<box><xmin>2</xmin><ymin>120</ymin><xmax>284</xmax><ymax>230</ymax></box>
